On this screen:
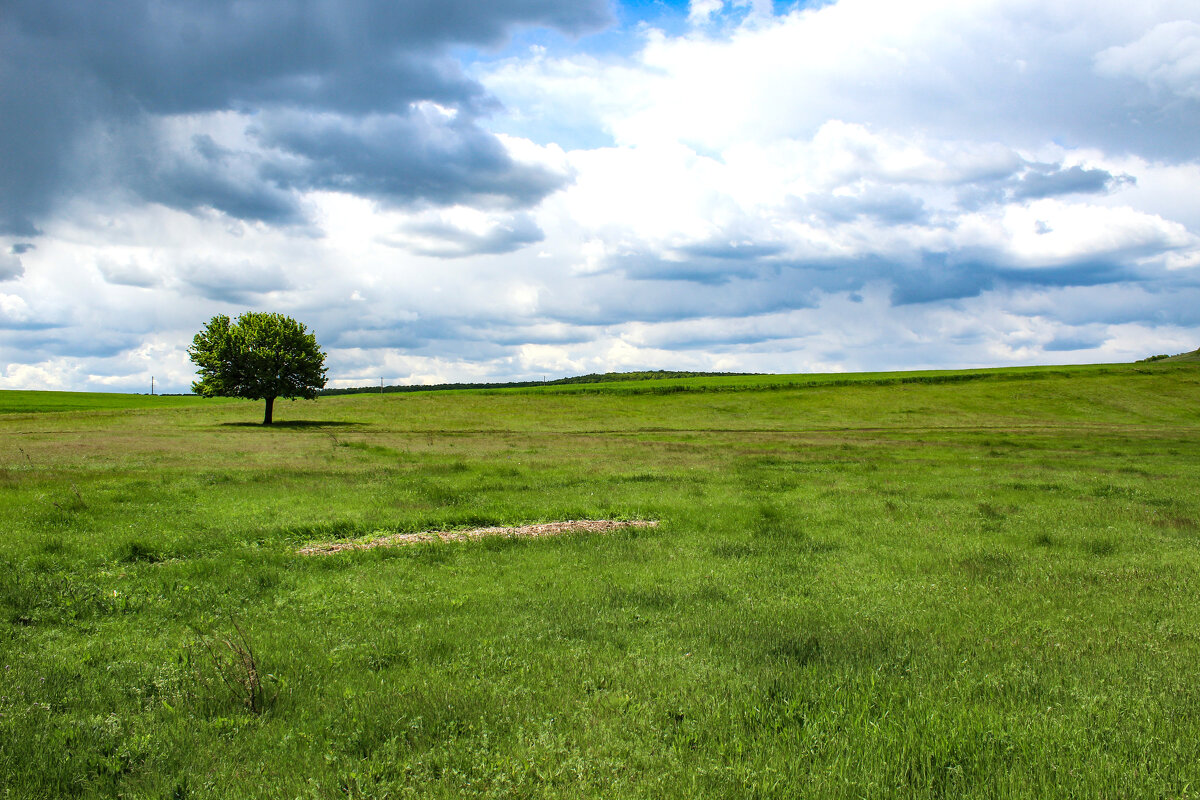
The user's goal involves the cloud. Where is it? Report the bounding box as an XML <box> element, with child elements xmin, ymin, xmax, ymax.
<box><xmin>689</xmin><ymin>0</ymin><xmax>726</xmax><ymax>24</ymax></box>
<box><xmin>0</xmin><ymin>253</ymin><xmax>23</xmax><ymax>281</ymax></box>
<box><xmin>0</xmin><ymin>361</ymin><xmax>79</xmax><ymax>391</ymax></box>
<box><xmin>0</xmin><ymin>294</ymin><xmax>34</xmax><ymax>327</ymax></box>
<box><xmin>799</xmin><ymin>186</ymin><xmax>928</xmax><ymax>224</ymax></box>
<box><xmin>1095</xmin><ymin>20</ymin><xmax>1200</xmax><ymax>100</ymax></box>
<box><xmin>176</xmin><ymin>261</ymin><xmax>291</xmax><ymax>303</ymax></box>
<box><xmin>97</xmin><ymin>259</ymin><xmax>159</xmax><ymax>288</ymax></box>
<box><xmin>1012</xmin><ymin>165</ymin><xmax>1131</xmax><ymax>200</ymax></box>
<box><xmin>0</xmin><ymin>0</ymin><xmax>610</xmax><ymax>233</ymax></box>
<box><xmin>675</xmin><ymin>239</ymin><xmax>788</xmax><ymax>260</ymax></box>
<box><xmin>3</xmin><ymin>0</ymin><xmax>611</xmax><ymax>117</ymax></box>
<box><xmin>1043</xmin><ymin>334</ymin><xmax>1108</xmax><ymax>352</ymax></box>
<box><xmin>254</xmin><ymin>107</ymin><xmax>569</xmax><ymax>210</ymax></box>
<box><xmin>2</xmin><ymin>329</ymin><xmax>142</xmax><ymax>360</ymax></box>
<box><xmin>128</xmin><ymin>130</ymin><xmax>305</xmax><ymax>226</ymax></box>
<box><xmin>606</xmin><ymin>251</ymin><xmax>768</xmax><ymax>284</ymax></box>
<box><xmin>523</xmin><ymin>0</ymin><xmax>1200</xmax><ymax>160</ymax></box>
<box><xmin>382</xmin><ymin>208</ymin><xmax>545</xmax><ymax>258</ymax></box>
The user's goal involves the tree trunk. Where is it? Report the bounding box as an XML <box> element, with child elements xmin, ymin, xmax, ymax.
<box><xmin>263</xmin><ymin>396</ymin><xmax>275</xmax><ymax>425</ymax></box>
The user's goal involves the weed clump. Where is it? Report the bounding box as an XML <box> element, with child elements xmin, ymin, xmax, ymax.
<box><xmin>1084</xmin><ymin>537</ymin><xmax>1119</xmax><ymax>557</ymax></box>
<box><xmin>117</xmin><ymin>540</ymin><xmax>163</xmax><ymax>564</ymax></box>
<box><xmin>186</xmin><ymin>617</ymin><xmax>279</xmax><ymax>715</ymax></box>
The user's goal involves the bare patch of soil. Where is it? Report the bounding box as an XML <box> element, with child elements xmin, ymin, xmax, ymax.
<box><xmin>298</xmin><ymin>519</ymin><xmax>658</xmax><ymax>555</ymax></box>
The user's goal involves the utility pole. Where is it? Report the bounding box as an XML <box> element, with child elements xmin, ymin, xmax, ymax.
<box><xmin>151</xmin><ymin>376</ymin><xmax>155</xmax><ymax>395</ymax></box>
<box><xmin>380</xmin><ymin>377</ymin><xmax>383</xmax><ymax>396</ymax></box>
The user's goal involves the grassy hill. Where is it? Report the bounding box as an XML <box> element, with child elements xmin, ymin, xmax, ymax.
<box><xmin>1163</xmin><ymin>347</ymin><xmax>1200</xmax><ymax>362</ymax></box>
<box><xmin>2</xmin><ymin>360</ymin><xmax>1199</xmax><ymax>797</ymax></box>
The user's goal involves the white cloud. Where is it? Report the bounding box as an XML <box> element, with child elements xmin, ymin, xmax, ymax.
<box><xmin>975</xmin><ymin>200</ymin><xmax>1197</xmax><ymax>268</ymax></box>
<box><xmin>1096</xmin><ymin>20</ymin><xmax>1200</xmax><ymax>99</ymax></box>
<box><xmin>0</xmin><ymin>294</ymin><xmax>33</xmax><ymax>325</ymax></box>
<box><xmin>688</xmin><ymin>0</ymin><xmax>726</xmax><ymax>24</ymax></box>
<box><xmin>0</xmin><ymin>361</ymin><xmax>79</xmax><ymax>391</ymax></box>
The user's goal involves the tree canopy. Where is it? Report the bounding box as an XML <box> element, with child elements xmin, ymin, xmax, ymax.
<box><xmin>189</xmin><ymin>312</ymin><xmax>328</xmax><ymax>425</ymax></box>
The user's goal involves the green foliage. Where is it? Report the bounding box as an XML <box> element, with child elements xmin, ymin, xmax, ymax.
<box><xmin>189</xmin><ymin>312</ymin><xmax>327</xmax><ymax>424</ymax></box>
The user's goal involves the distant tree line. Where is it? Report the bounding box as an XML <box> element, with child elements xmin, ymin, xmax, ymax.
<box><xmin>318</xmin><ymin>370</ymin><xmax>756</xmax><ymax>396</ymax></box>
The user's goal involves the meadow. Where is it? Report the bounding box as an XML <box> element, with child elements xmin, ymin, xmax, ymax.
<box><xmin>2</xmin><ymin>361</ymin><xmax>1199</xmax><ymax>798</ymax></box>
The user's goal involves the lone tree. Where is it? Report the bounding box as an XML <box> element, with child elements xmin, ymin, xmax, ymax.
<box><xmin>189</xmin><ymin>312</ymin><xmax>328</xmax><ymax>425</ymax></box>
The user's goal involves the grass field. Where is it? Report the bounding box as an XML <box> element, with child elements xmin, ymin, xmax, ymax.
<box><xmin>2</xmin><ymin>362</ymin><xmax>1199</xmax><ymax>798</ymax></box>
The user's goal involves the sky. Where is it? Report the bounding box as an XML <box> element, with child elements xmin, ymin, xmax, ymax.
<box><xmin>2</xmin><ymin>0</ymin><xmax>1199</xmax><ymax>392</ymax></box>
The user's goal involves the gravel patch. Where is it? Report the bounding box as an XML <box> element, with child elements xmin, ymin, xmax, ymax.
<box><xmin>298</xmin><ymin>519</ymin><xmax>659</xmax><ymax>555</ymax></box>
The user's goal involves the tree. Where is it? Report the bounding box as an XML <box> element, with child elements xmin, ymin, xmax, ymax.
<box><xmin>189</xmin><ymin>312</ymin><xmax>328</xmax><ymax>425</ymax></box>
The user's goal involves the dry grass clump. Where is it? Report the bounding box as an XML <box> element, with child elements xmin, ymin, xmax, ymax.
<box><xmin>298</xmin><ymin>519</ymin><xmax>658</xmax><ymax>555</ymax></box>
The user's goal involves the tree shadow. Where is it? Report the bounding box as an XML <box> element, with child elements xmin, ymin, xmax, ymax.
<box><xmin>219</xmin><ymin>421</ymin><xmax>366</xmax><ymax>429</ymax></box>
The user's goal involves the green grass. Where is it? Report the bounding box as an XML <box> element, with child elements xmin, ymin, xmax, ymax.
<box><xmin>0</xmin><ymin>390</ymin><xmax>217</xmax><ymax>415</ymax></box>
<box><xmin>2</xmin><ymin>361</ymin><xmax>1199</xmax><ymax>798</ymax></box>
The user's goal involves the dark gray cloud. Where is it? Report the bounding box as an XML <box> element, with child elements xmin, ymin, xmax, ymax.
<box><xmin>952</xmin><ymin>163</ymin><xmax>1135</xmax><ymax>211</ymax></box>
<box><xmin>0</xmin><ymin>314</ymin><xmax>60</xmax><ymax>332</ymax></box>
<box><xmin>609</xmin><ymin>251</ymin><xmax>770</xmax><ymax>284</ymax></box>
<box><xmin>328</xmin><ymin>312</ymin><xmax>592</xmax><ymax>353</ymax></box>
<box><xmin>887</xmin><ymin>255</ymin><xmax>997</xmax><ymax>305</ymax></box>
<box><xmin>533</xmin><ymin>270</ymin><xmax>823</xmax><ymax>327</ymax></box>
<box><xmin>799</xmin><ymin>187</ymin><xmax>928</xmax><ymax>224</ymax></box>
<box><xmin>786</xmin><ymin>160</ymin><xmax>1131</xmax><ymax>223</ymax></box>
<box><xmin>328</xmin><ymin>325</ymin><xmax>428</xmax><ymax>351</ymax></box>
<box><xmin>4</xmin><ymin>0</ymin><xmax>609</xmax><ymax>115</ymax></box>
<box><xmin>993</xmin><ymin>260</ymin><xmax>1140</xmax><ymax>289</ymax></box>
<box><xmin>675</xmin><ymin>240</ymin><xmax>788</xmax><ymax>260</ymax></box>
<box><xmin>1044</xmin><ymin>334</ymin><xmax>1107</xmax><ymax>352</ymax></box>
<box><xmin>326</xmin><ymin>321</ymin><xmax>510</xmax><ymax>361</ymax></box>
<box><xmin>608</xmin><ymin>234</ymin><xmax>798</xmax><ymax>284</ymax></box>
<box><xmin>886</xmin><ymin>253</ymin><xmax>1128</xmax><ymax>306</ymax></box>
<box><xmin>882</xmin><ymin>252</ymin><xmax>1151</xmax><ymax>306</ymax></box>
<box><xmin>97</xmin><ymin>259</ymin><xmax>159</xmax><ymax>288</ymax></box>
<box><xmin>482</xmin><ymin>325</ymin><xmax>594</xmax><ymax>347</ymax></box>
<box><xmin>628</xmin><ymin>326</ymin><xmax>801</xmax><ymax>352</ymax></box>
<box><xmin>385</xmin><ymin>212</ymin><xmax>545</xmax><ymax>258</ymax></box>
<box><xmin>1013</xmin><ymin>165</ymin><xmax>1132</xmax><ymax>200</ymax></box>
<box><xmin>1014</xmin><ymin>283</ymin><xmax>1200</xmax><ymax>328</ymax></box>
<box><xmin>127</xmin><ymin>132</ymin><xmax>305</xmax><ymax>226</ymax></box>
<box><xmin>15</xmin><ymin>332</ymin><xmax>143</xmax><ymax>360</ymax></box>
<box><xmin>256</xmin><ymin>109</ymin><xmax>567</xmax><ymax>210</ymax></box>
<box><xmin>0</xmin><ymin>0</ymin><xmax>611</xmax><ymax>233</ymax></box>
<box><xmin>595</xmin><ymin>233</ymin><xmax>1183</xmax><ymax>313</ymax></box>
<box><xmin>176</xmin><ymin>261</ymin><xmax>291</xmax><ymax>303</ymax></box>
<box><xmin>0</xmin><ymin>22</ymin><xmax>92</xmax><ymax>235</ymax></box>
<box><xmin>0</xmin><ymin>253</ymin><xmax>23</xmax><ymax>281</ymax></box>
